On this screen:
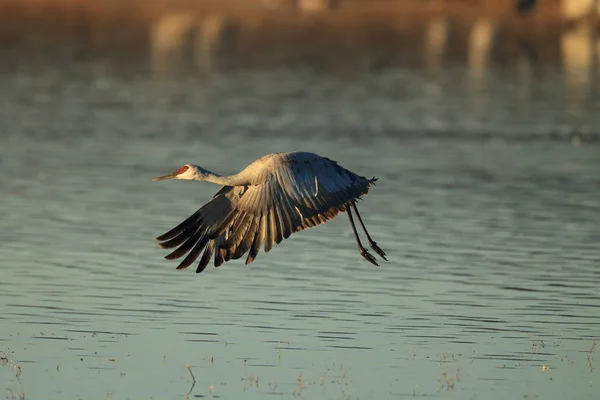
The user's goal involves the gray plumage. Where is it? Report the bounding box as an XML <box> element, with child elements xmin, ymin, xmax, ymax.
<box><xmin>153</xmin><ymin>151</ymin><xmax>386</xmax><ymax>273</ymax></box>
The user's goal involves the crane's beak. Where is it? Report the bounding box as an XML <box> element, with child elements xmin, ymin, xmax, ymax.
<box><xmin>153</xmin><ymin>171</ymin><xmax>178</xmax><ymax>181</ymax></box>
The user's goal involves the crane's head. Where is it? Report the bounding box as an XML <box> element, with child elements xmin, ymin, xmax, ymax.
<box><xmin>153</xmin><ymin>164</ymin><xmax>204</xmax><ymax>181</ymax></box>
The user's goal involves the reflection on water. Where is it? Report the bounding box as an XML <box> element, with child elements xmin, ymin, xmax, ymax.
<box><xmin>561</xmin><ymin>23</ymin><xmax>600</xmax><ymax>117</ymax></box>
<box><xmin>143</xmin><ymin>14</ymin><xmax>600</xmax><ymax>123</ymax></box>
<box><xmin>0</xmin><ymin>47</ymin><xmax>599</xmax><ymax>399</ymax></box>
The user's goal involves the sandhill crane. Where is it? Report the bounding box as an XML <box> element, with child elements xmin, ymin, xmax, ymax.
<box><xmin>153</xmin><ymin>151</ymin><xmax>387</xmax><ymax>273</ymax></box>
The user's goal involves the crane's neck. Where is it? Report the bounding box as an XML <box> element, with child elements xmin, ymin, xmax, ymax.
<box><xmin>194</xmin><ymin>167</ymin><xmax>251</xmax><ymax>186</ymax></box>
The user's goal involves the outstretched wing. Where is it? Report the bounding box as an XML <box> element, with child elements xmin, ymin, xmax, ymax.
<box><xmin>156</xmin><ymin>154</ymin><xmax>375</xmax><ymax>273</ymax></box>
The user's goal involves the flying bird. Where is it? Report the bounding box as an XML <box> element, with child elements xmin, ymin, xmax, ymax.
<box><xmin>153</xmin><ymin>152</ymin><xmax>386</xmax><ymax>273</ymax></box>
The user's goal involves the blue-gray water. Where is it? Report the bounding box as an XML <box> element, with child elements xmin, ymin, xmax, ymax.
<box><xmin>0</xmin><ymin>58</ymin><xmax>599</xmax><ymax>399</ymax></box>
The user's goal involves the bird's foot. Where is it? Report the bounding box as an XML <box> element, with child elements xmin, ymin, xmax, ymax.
<box><xmin>369</xmin><ymin>240</ymin><xmax>387</xmax><ymax>261</ymax></box>
<box><xmin>360</xmin><ymin>247</ymin><xmax>379</xmax><ymax>266</ymax></box>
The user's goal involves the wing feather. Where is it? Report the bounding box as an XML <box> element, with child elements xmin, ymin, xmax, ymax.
<box><xmin>176</xmin><ymin>233</ymin><xmax>211</xmax><ymax>270</ymax></box>
<box><xmin>196</xmin><ymin>241</ymin><xmax>215</xmax><ymax>273</ymax></box>
<box><xmin>264</xmin><ymin>209</ymin><xmax>275</xmax><ymax>253</ymax></box>
<box><xmin>245</xmin><ymin>214</ymin><xmax>264</xmax><ymax>265</ymax></box>
<box><xmin>233</xmin><ymin>216</ymin><xmax>259</xmax><ymax>259</ymax></box>
<box><xmin>226</xmin><ymin>212</ymin><xmax>253</xmax><ymax>260</ymax></box>
<box><xmin>270</xmin><ymin>181</ymin><xmax>284</xmax><ymax>245</ymax></box>
<box><xmin>156</xmin><ymin>209</ymin><xmax>202</xmax><ymax>242</ymax></box>
<box><xmin>214</xmin><ymin>234</ymin><xmax>226</xmax><ymax>267</ymax></box>
<box><xmin>222</xmin><ymin>211</ymin><xmax>251</xmax><ymax>250</ymax></box>
<box><xmin>158</xmin><ymin>228</ymin><xmax>196</xmax><ymax>249</ymax></box>
<box><xmin>165</xmin><ymin>228</ymin><xmax>206</xmax><ymax>260</ymax></box>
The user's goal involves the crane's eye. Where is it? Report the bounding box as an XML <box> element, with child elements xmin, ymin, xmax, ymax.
<box><xmin>177</xmin><ymin>165</ymin><xmax>189</xmax><ymax>174</ymax></box>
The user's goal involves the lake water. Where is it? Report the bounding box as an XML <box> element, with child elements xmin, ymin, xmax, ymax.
<box><xmin>0</xmin><ymin>53</ymin><xmax>599</xmax><ymax>400</ymax></box>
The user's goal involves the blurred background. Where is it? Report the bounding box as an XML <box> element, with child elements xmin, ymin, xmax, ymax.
<box><xmin>1</xmin><ymin>0</ymin><xmax>599</xmax><ymax>137</ymax></box>
<box><xmin>1</xmin><ymin>1</ymin><xmax>599</xmax><ymax>400</ymax></box>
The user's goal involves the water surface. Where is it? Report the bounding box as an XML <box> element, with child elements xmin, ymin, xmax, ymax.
<box><xmin>0</xmin><ymin>58</ymin><xmax>599</xmax><ymax>399</ymax></box>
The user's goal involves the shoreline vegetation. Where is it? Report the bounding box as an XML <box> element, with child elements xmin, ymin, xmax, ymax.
<box><xmin>0</xmin><ymin>0</ymin><xmax>598</xmax><ymax>70</ymax></box>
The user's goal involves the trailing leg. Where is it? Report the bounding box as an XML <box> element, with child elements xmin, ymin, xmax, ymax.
<box><xmin>347</xmin><ymin>205</ymin><xmax>378</xmax><ymax>266</ymax></box>
<box><xmin>352</xmin><ymin>201</ymin><xmax>387</xmax><ymax>260</ymax></box>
